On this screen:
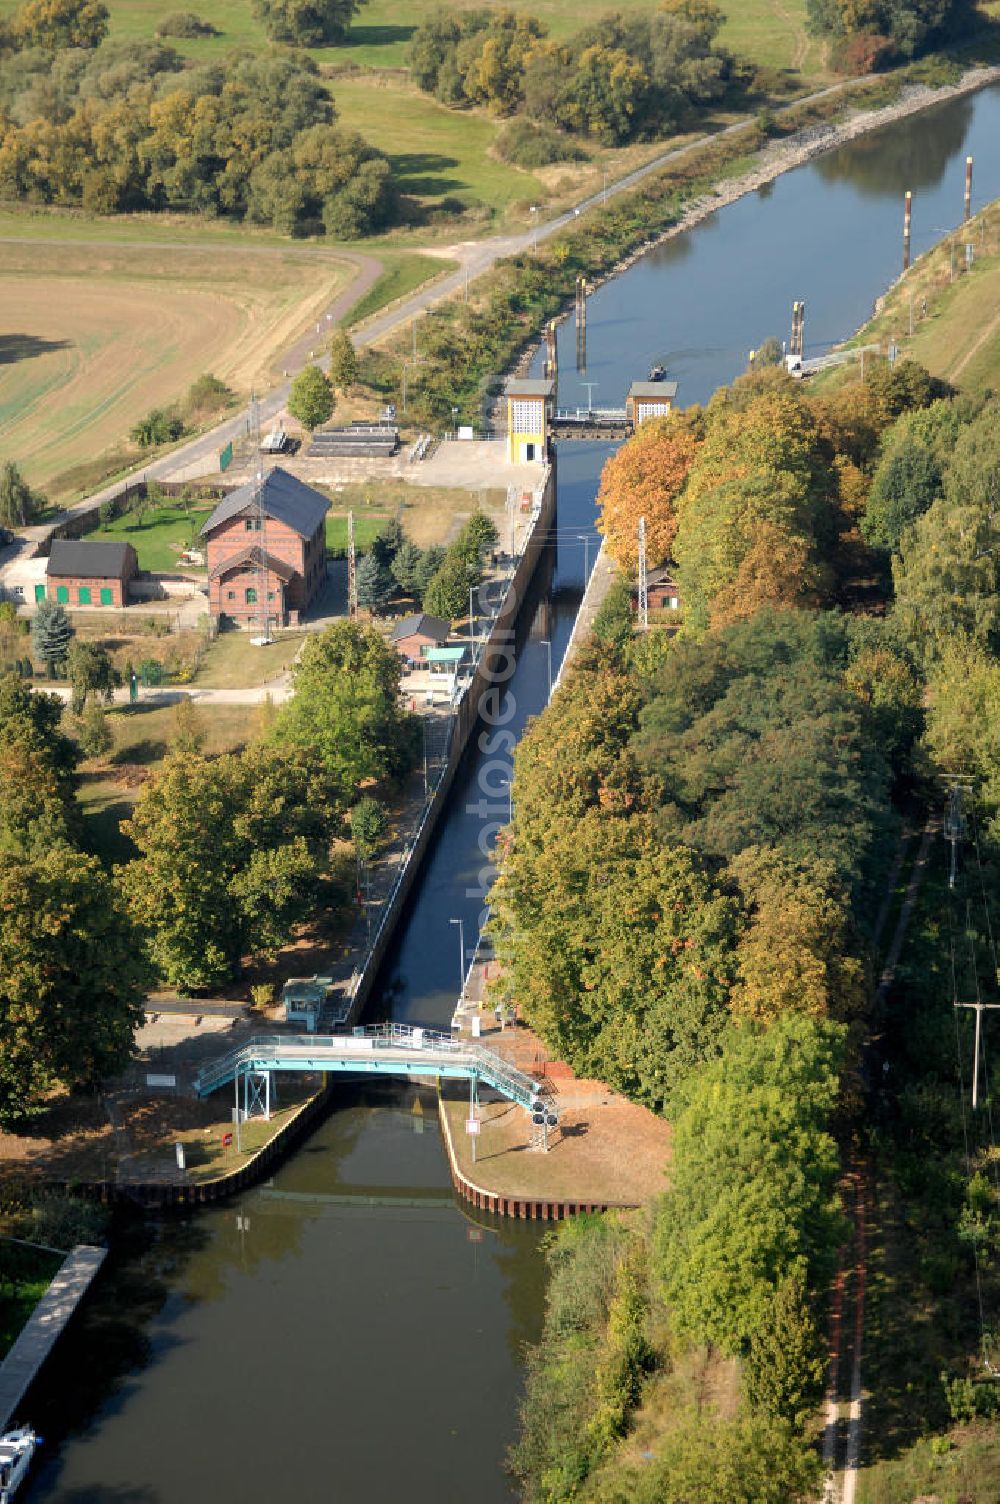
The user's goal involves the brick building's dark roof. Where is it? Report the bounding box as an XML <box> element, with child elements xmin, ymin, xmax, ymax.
<box><xmin>201</xmin><ymin>468</ymin><xmax>330</xmax><ymax>540</ymax></box>
<box><xmin>46</xmin><ymin>539</ymin><xmax>135</xmax><ymax>579</ymax></box>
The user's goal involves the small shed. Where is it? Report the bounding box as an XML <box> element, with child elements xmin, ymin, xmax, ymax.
<box><xmin>633</xmin><ymin>562</ymin><xmax>681</xmax><ymax>612</ymax></box>
<box><xmin>626</xmin><ymin>381</ymin><xmax>678</xmax><ymax>429</ymax></box>
<box><xmin>420</xmin><ymin>644</ymin><xmax>467</xmax><ymax>671</ymax></box>
<box><xmin>391</xmin><ymin>612</ymin><xmax>451</xmax><ymax>663</ymax></box>
<box><xmin>45</xmin><ymin>538</ymin><xmax>138</xmax><ymax>608</ymax></box>
<box><xmin>282</xmin><ymin>977</ymin><xmax>328</xmax><ymax>1033</ymax></box>
<box><xmin>505</xmin><ymin>378</ymin><xmax>554</xmax><ymax>465</ymax></box>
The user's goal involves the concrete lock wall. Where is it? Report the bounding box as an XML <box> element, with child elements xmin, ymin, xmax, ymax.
<box><xmin>345</xmin><ymin>463</ymin><xmax>556</xmax><ymax>1029</ymax></box>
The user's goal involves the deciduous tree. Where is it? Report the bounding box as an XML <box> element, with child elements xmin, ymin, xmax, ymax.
<box><xmin>0</xmin><ymin>461</ymin><xmax>43</xmax><ymax>528</ymax></box>
<box><xmin>252</xmin><ymin>0</ymin><xmax>366</xmax><ymax>45</ymax></box>
<box><xmin>596</xmin><ymin>417</ymin><xmax>699</xmax><ymax>571</ymax></box>
<box><xmin>0</xmin><ymin>848</ymin><xmax>146</xmax><ymax>1125</ymax></box>
<box><xmin>328</xmin><ymin>328</ymin><xmax>357</xmax><ymax>389</ymax></box>
<box><xmin>66</xmin><ymin>639</ymin><xmax>119</xmax><ymax>715</ymax></box>
<box><xmin>288</xmin><ymin>364</ymin><xmax>334</xmax><ymax>431</ymax></box>
<box><xmin>274</xmin><ymin>620</ymin><xmax>417</xmax><ymax>792</ymax></box>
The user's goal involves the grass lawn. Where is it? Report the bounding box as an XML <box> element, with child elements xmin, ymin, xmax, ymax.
<box><xmin>192</xmin><ymin>630</ymin><xmax>305</xmax><ymax>689</ymax></box>
<box><xmin>85</xmin><ymin>501</ymin><xmax>213</xmax><ymax>574</ymax></box>
<box><xmin>78</xmin><ymin>701</ymin><xmax>259</xmax><ymax>863</ymax></box>
<box><xmin>345</xmin><ymin>250</ymin><xmax>457</xmax><ymax>326</ymax></box>
<box><xmin>330</xmin><ymin>75</ymin><xmax>544</xmax><ymax>213</ymax></box>
<box><xmin>0</xmin><ymin>239</ymin><xmax>350</xmax><ymax>493</ymax></box>
<box><xmin>320</xmin><ymin>480</ymin><xmax>506</xmax><ymax>549</ymax></box>
<box><xmin>325</xmin><ymin>511</ymin><xmax>391</xmax><ymax>556</ymax></box>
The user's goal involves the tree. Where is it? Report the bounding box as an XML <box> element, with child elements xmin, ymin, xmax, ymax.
<box><xmin>328</xmin><ymin>328</ymin><xmax>358</xmax><ymax>389</ymax></box>
<box><xmin>76</xmin><ymin>700</ymin><xmax>113</xmax><ymax>758</ymax></box>
<box><xmin>596</xmin><ymin>417</ymin><xmax>700</xmax><ymax>571</ymax></box>
<box><xmin>13</xmin><ymin>0</ymin><xmax>109</xmax><ymax>50</ymax></box>
<box><xmin>0</xmin><ymin>462</ymin><xmax>43</xmax><ymax>529</ymax></box>
<box><xmin>655</xmin><ymin>1013</ymin><xmax>845</xmax><ymax>1355</ymax></box>
<box><xmin>66</xmin><ymin>639</ymin><xmax>119</xmax><ymax>715</ymax></box>
<box><xmin>274</xmin><ymin>621</ymin><xmax>417</xmax><ymax>791</ymax></box>
<box><xmin>0</xmin><ymin>848</ymin><xmax>146</xmax><ymax>1125</ymax></box>
<box><xmin>892</xmin><ymin>496</ymin><xmax>1000</xmax><ymax>664</ymax></box>
<box><xmin>355</xmin><ymin>551</ymin><xmax>394</xmax><ymax>613</ymax></box>
<box><xmin>391</xmin><ymin>538</ymin><xmax>424</xmax><ymax>595</ymax></box>
<box><xmin>745</xmin><ymin>1270</ymin><xmax>827</xmax><ymax>1426</ymax></box>
<box><xmin>370</xmin><ymin>516</ymin><xmax>405</xmax><ymax>568</ymax></box>
<box><xmin>121</xmin><ymin>746</ymin><xmax>337</xmax><ymax>990</ymax></box>
<box><xmin>415</xmin><ymin>544</ymin><xmax>446</xmax><ymax>599</ymax></box>
<box><xmin>252</xmin><ymin>0</ymin><xmax>366</xmax><ymax>46</ymax></box>
<box><xmin>423</xmin><ymin>552</ymin><xmax>476</xmax><ymax>621</ymax></box>
<box><xmin>31</xmin><ymin>598</ymin><xmax>73</xmax><ymax>677</ymax></box>
<box><xmin>729</xmin><ymin>846</ymin><xmax>866</xmax><ymax>1025</ymax></box>
<box><xmin>351</xmin><ymin>795</ymin><xmax>387</xmax><ymax>858</ymax></box>
<box><xmin>861</xmin><ymin>437</ymin><xmax>942</xmax><ymax>551</ymax></box>
<box><xmin>130</xmin><ymin>407</ymin><xmax>185</xmax><ymax>448</ymax></box>
<box><xmin>288</xmin><ymin>364</ymin><xmax>334</xmax><ymax>431</ymax></box>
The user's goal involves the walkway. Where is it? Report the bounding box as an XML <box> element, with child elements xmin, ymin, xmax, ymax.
<box><xmin>193</xmin><ymin>1023</ymin><xmax>542</xmax><ymax>1112</ymax></box>
<box><xmin>0</xmin><ymin>1245</ymin><xmax>106</xmax><ymax>1430</ymax></box>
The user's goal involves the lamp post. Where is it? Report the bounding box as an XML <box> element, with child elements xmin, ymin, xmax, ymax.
<box><xmin>541</xmin><ymin>638</ymin><xmax>552</xmax><ymax>701</ymax></box>
<box><xmin>529</xmin><ymin>205</ymin><xmax>538</xmax><ymax>250</ymax></box>
<box><xmin>450</xmin><ymin>917</ymin><xmax>466</xmax><ymax>1001</ymax></box>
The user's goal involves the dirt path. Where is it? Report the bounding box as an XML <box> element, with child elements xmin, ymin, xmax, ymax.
<box><xmin>823</xmin><ymin>818</ymin><xmax>937</xmax><ymax>1503</ymax></box>
<box><xmin>949</xmin><ymin>304</ymin><xmax>1000</xmax><ymax>382</ymax></box>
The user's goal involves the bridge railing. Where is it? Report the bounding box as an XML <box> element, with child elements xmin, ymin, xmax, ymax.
<box><xmin>193</xmin><ymin>1023</ymin><xmax>541</xmax><ymax>1108</ymax></box>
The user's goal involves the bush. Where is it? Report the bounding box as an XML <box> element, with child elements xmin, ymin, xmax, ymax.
<box><xmin>183</xmin><ymin>374</ymin><xmax>234</xmax><ymax>421</ymax></box>
<box><xmin>250</xmin><ymin>982</ymin><xmax>273</xmax><ymax>1010</ymax></box>
<box><xmin>495</xmin><ymin>121</ymin><xmax>586</xmax><ymax>168</ymax></box>
<box><xmin>155</xmin><ymin>9</ymin><xmax>217</xmax><ymax>35</ymax></box>
<box><xmin>28</xmin><ymin>1191</ymin><xmax>109</xmax><ymax>1249</ymax></box>
<box><xmin>131</xmin><ymin>407</ymin><xmax>185</xmax><ymax>448</ymax></box>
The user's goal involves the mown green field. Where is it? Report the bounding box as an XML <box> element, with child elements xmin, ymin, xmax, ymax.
<box><xmin>86</xmin><ymin>501</ymin><xmax>213</xmax><ymax>573</ymax></box>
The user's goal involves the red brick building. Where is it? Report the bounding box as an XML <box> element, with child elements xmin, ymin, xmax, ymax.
<box><xmin>45</xmin><ymin>539</ymin><xmax>138</xmax><ymax>607</ymax></box>
<box><xmin>201</xmin><ymin>468</ymin><xmax>329</xmax><ymax>628</ymax></box>
<box><xmin>390</xmin><ymin>613</ymin><xmax>451</xmax><ymax>664</ymax></box>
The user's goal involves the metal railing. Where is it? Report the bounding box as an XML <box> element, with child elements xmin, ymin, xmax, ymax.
<box><xmin>193</xmin><ymin>1023</ymin><xmax>541</xmax><ymax>1108</ymax></box>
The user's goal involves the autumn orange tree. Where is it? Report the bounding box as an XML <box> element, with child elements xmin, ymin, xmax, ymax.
<box><xmin>595</xmin><ymin>413</ymin><xmax>701</xmax><ymax>571</ymax></box>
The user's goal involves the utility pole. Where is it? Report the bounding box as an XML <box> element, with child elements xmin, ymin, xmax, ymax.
<box><xmin>347</xmin><ymin>509</ymin><xmax>357</xmax><ymax>620</ymax></box>
<box><xmin>903</xmin><ymin>189</ymin><xmax>913</xmax><ymax>272</ymax></box>
<box><xmin>249</xmin><ymin>390</ymin><xmax>271</xmax><ymax>645</ymax></box>
<box><xmin>965</xmin><ymin>154</ymin><xmax>974</xmax><ymax>222</ymax></box>
<box><xmin>944</xmin><ymin>786</ymin><xmax>964</xmax><ymax>890</ymax></box>
<box><xmin>638</xmin><ymin>516</ymin><xmax>648</xmax><ymax>631</ymax></box>
<box><xmin>955</xmin><ymin>999</ymin><xmax>1000</xmax><ymax>1108</ymax></box>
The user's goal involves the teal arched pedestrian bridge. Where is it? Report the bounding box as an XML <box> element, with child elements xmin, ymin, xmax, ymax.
<box><xmin>193</xmin><ymin>1022</ymin><xmax>542</xmax><ymax>1110</ymax></box>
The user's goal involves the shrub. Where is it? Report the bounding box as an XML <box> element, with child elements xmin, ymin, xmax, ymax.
<box><xmin>155</xmin><ymin>9</ymin><xmax>217</xmax><ymax>34</ymax></box>
<box><xmin>183</xmin><ymin>374</ymin><xmax>234</xmax><ymax>421</ymax></box>
<box><xmin>250</xmin><ymin>982</ymin><xmax>273</xmax><ymax>1011</ymax></box>
<box><xmin>131</xmin><ymin>407</ymin><xmax>185</xmax><ymax>448</ymax></box>
<box><xmin>495</xmin><ymin>121</ymin><xmax>586</xmax><ymax>168</ymax></box>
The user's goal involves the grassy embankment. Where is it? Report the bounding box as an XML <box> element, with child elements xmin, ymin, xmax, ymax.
<box><xmin>838</xmin><ymin>195</ymin><xmax>1000</xmax><ymax>393</ymax></box>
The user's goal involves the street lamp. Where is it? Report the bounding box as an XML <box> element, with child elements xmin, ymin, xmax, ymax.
<box><xmin>450</xmin><ymin>917</ymin><xmax>466</xmax><ymax>1001</ymax></box>
<box><xmin>541</xmin><ymin>638</ymin><xmax>552</xmax><ymax>701</ymax></box>
<box><xmin>529</xmin><ymin>205</ymin><xmax>538</xmax><ymax>250</ymax></box>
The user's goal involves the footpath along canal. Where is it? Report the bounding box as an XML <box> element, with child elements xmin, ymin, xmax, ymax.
<box><xmin>26</xmin><ymin>81</ymin><xmax>1000</xmax><ymax>1504</ymax></box>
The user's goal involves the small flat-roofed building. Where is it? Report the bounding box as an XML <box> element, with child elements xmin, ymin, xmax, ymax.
<box><xmin>505</xmin><ymin>377</ymin><xmax>554</xmax><ymax>464</ymax></box>
<box><xmin>201</xmin><ymin>467</ymin><xmax>329</xmax><ymax>628</ymax></box>
<box><xmin>626</xmin><ymin>381</ymin><xmax>678</xmax><ymax>430</ymax></box>
<box><xmin>391</xmin><ymin>612</ymin><xmax>451</xmax><ymax>664</ymax></box>
<box><xmin>45</xmin><ymin>538</ymin><xmax>138</xmax><ymax>608</ymax></box>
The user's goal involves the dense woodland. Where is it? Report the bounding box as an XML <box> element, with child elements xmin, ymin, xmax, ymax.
<box><xmin>408</xmin><ymin>0</ymin><xmax>732</xmax><ymax>148</ymax></box>
<box><xmin>497</xmin><ymin>361</ymin><xmax>1000</xmax><ymax>1499</ymax></box>
<box><xmin>0</xmin><ymin>0</ymin><xmax>396</xmax><ymax>232</ymax></box>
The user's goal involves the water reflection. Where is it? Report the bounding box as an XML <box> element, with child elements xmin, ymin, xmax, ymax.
<box><xmin>814</xmin><ymin>95</ymin><xmax>974</xmax><ymax>196</ymax></box>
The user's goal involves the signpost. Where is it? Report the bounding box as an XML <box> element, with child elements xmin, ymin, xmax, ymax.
<box><xmin>219</xmin><ymin>440</ymin><xmax>234</xmax><ymax>472</ymax></box>
<box><xmin>466</xmin><ymin>1114</ymin><xmax>481</xmax><ymax>1163</ymax></box>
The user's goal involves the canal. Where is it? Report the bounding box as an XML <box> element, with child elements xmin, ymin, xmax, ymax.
<box><xmin>28</xmin><ymin>80</ymin><xmax>1000</xmax><ymax>1504</ymax></box>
